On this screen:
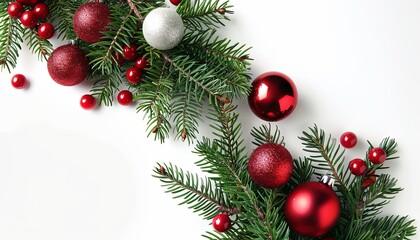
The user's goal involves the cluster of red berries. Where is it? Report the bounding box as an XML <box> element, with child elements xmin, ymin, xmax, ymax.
<box><xmin>7</xmin><ymin>0</ymin><xmax>55</xmax><ymax>40</ymax></box>
<box><xmin>340</xmin><ymin>132</ymin><xmax>387</xmax><ymax>187</ymax></box>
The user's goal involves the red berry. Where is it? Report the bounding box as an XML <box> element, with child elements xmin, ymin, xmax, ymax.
<box><xmin>125</xmin><ymin>67</ymin><xmax>142</xmax><ymax>84</ymax></box>
<box><xmin>340</xmin><ymin>131</ymin><xmax>357</xmax><ymax>148</ymax></box>
<box><xmin>80</xmin><ymin>94</ymin><xmax>96</xmax><ymax>110</ymax></box>
<box><xmin>362</xmin><ymin>175</ymin><xmax>376</xmax><ymax>188</ymax></box>
<box><xmin>348</xmin><ymin>158</ymin><xmax>367</xmax><ymax>176</ymax></box>
<box><xmin>368</xmin><ymin>147</ymin><xmax>387</xmax><ymax>164</ymax></box>
<box><xmin>123</xmin><ymin>44</ymin><xmax>138</xmax><ymax>60</ymax></box>
<box><xmin>11</xmin><ymin>74</ymin><xmax>28</xmax><ymax>89</ymax></box>
<box><xmin>16</xmin><ymin>0</ymin><xmax>31</xmax><ymax>5</ymax></box>
<box><xmin>212</xmin><ymin>213</ymin><xmax>231</xmax><ymax>232</ymax></box>
<box><xmin>20</xmin><ymin>11</ymin><xmax>38</xmax><ymax>28</ymax></box>
<box><xmin>134</xmin><ymin>57</ymin><xmax>148</xmax><ymax>70</ymax></box>
<box><xmin>117</xmin><ymin>90</ymin><xmax>133</xmax><ymax>106</ymax></box>
<box><xmin>170</xmin><ymin>0</ymin><xmax>182</xmax><ymax>6</ymax></box>
<box><xmin>33</xmin><ymin>3</ymin><xmax>50</xmax><ymax>19</ymax></box>
<box><xmin>8</xmin><ymin>2</ymin><xmax>24</xmax><ymax>18</ymax></box>
<box><xmin>112</xmin><ymin>52</ymin><xmax>125</xmax><ymax>65</ymax></box>
<box><xmin>38</xmin><ymin>22</ymin><xmax>55</xmax><ymax>39</ymax></box>
<box><xmin>28</xmin><ymin>0</ymin><xmax>39</xmax><ymax>7</ymax></box>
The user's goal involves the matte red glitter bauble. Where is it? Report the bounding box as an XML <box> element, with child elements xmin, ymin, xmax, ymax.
<box><xmin>47</xmin><ymin>44</ymin><xmax>89</xmax><ymax>86</ymax></box>
<box><xmin>248</xmin><ymin>72</ymin><xmax>298</xmax><ymax>121</ymax></box>
<box><xmin>73</xmin><ymin>2</ymin><xmax>110</xmax><ymax>44</ymax></box>
<box><xmin>247</xmin><ymin>143</ymin><xmax>293</xmax><ymax>189</ymax></box>
<box><xmin>285</xmin><ymin>181</ymin><xmax>340</xmax><ymax>237</ymax></box>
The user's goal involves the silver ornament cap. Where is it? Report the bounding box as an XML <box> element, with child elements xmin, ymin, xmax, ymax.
<box><xmin>143</xmin><ymin>8</ymin><xmax>185</xmax><ymax>50</ymax></box>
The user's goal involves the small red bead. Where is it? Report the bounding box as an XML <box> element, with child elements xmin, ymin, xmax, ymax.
<box><xmin>170</xmin><ymin>0</ymin><xmax>182</xmax><ymax>6</ymax></box>
<box><xmin>8</xmin><ymin>2</ymin><xmax>25</xmax><ymax>19</ymax></box>
<box><xmin>348</xmin><ymin>158</ymin><xmax>367</xmax><ymax>176</ymax></box>
<box><xmin>123</xmin><ymin>44</ymin><xmax>138</xmax><ymax>60</ymax></box>
<box><xmin>33</xmin><ymin>3</ymin><xmax>50</xmax><ymax>19</ymax></box>
<box><xmin>212</xmin><ymin>213</ymin><xmax>231</xmax><ymax>232</ymax></box>
<box><xmin>362</xmin><ymin>175</ymin><xmax>376</xmax><ymax>188</ymax></box>
<box><xmin>20</xmin><ymin>11</ymin><xmax>38</xmax><ymax>28</ymax></box>
<box><xmin>125</xmin><ymin>67</ymin><xmax>142</xmax><ymax>84</ymax></box>
<box><xmin>368</xmin><ymin>147</ymin><xmax>387</xmax><ymax>164</ymax></box>
<box><xmin>112</xmin><ymin>52</ymin><xmax>125</xmax><ymax>65</ymax></box>
<box><xmin>38</xmin><ymin>22</ymin><xmax>55</xmax><ymax>39</ymax></box>
<box><xmin>117</xmin><ymin>90</ymin><xmax>133</xmax><ymax>106</ymax></box>
<box><xmin>340</xmin><ymin>132</ymin><xmax>357</xmax><ymax>148</ymax></box>
<box><xmin>134</xmin><ymin>57</ymin><xmax>148</xmax><ymax>70</ymax></box>
<box><xmin>80</xmin><ymin>94</ymin><xmax>96</xmax><ymax>110</ymax></box>
<box><xmin>11</xmin><ymin>74</ymin><xmax>28</xmax><ymax>89</ymax></box>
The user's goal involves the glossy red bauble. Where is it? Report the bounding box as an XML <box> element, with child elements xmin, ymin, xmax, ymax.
<box><xmin>20</xmin><ymin>11</ymin><xmax>38</xmax><ymax>28</ymax></box>
<box><xmin>33</xmin><ymin>3</ymin><xmax>49</xmax><ymax>19</ymax></box>
<box><xmin>123</xmin><ymin>44</ymin><xmax>138</xmax><ymax>60</ymax></box>
<box><xmin>80</xmin><ymin>94</ymin><xmax>96</xmax><ymax>110</ymax></box>
<box><xmin>73</xmin><ymin>2</ymin><xmax>110</xmax><ymax>43</ymax></box>
<box><xmin>117</xmin><ymin>90</ymin><xmax>133</xmax><ymax>106</ymax></box>
<box><xmin>248</xmin><ymin>143</ymin><xmax>293</xmax><ymax>189</ymax></box>
<box><xmin>126</xmin><ymin>67</ymin><xmax>142</xmax><ymax>84</ymax></box>
<box><xmin>8</xmin><ymin>2</ymin><xmax>24</xmax><ymax>18</ymax></box>
<box><xmin>170</xmin><ymin>0</ymin><xmax>182</xmax><ymax>6</ymax></box>
<box><xmin>11</xmin><ymin>74</ymin><xmax>28</xmax><ymax>89</ymax></box>
<box><xmin>340</xmin><ymin>132</ymin><xmax>357</xmax><ymax>148</ymax></box>
<box><xmin>47</xmin><ymin>44</ymin><xmax>89</xmax><ymax>86</ymax></box>
<box><xmin>368</xmin><ymin>147</ymin><xmax>387</xmax><ymax>164</ymax></box>
<box><xmin>285</xmin><ymin>181</ymin><xmax>340</xmax><ymax>237</ymax></box>
<box><xmin>349</xmin><ymin>158</ymin><xmax>367</xmax><ymax>176</ymax></box>
<box><xmin>248</xmin><ymin>72</ymin><xmax>298</xmax><ymax>121</ymax></box>
<box><xmin>38</xmin><ymin>22</ymin><xmax>55</xmax><ymax>39</ymax></box>
<box><xmin>212</xmin><ymin>213</ymin><xmax>231</xmax><ymax>232</ymax></box>
<box><xmin>134</xmin><ymin>57</ymin><xmax>148</xmax><ymax>70</ymax></box>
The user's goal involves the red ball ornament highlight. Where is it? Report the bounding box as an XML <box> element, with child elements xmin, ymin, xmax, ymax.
<box><xmin>123</xmin><ymin>44</ymin><xmax>138</xmax><ymax>60</ymax></box>
<box><xmin>33</xmin><ymin>3</ymin><xmax>49</xmax><ymax>19</ymax></box>
<box><xmin>126</xmin><ymin>67</ymin><xmax>142</xmax><ymax>84</ymax></box>
<box><xmin>8</xmin><ymin>2</ymin><xmax>25</xmax><ymax>19</ymax></box>
<box><xmin>340</xmin><ymin>132</ymin><xmax>357</xmax><ymax>148</ymax></box>
<box><xmin>248</xmin><ymin>72</ymin><xmax>298</xmax><ymax>121</ymax></box>
<box><xmin>47</xmin><ymin>44</ymin><xmax>89</xmax><ymax>86</ymax></box>
<box><xmin>20</xmin><ymin>11</ymin><xmax>38</xmax><ymax>28</ymax></box>
<box><xmin>248</xmin><ymin>143</ymin><xmax>293</xmax><ymax>189</ymax></box>
<box><xmin>284</xmin><ymin>181</ymin><xmax>340</xmax><ymax>237</ymax></box>
<box><xmin>348</xmin><ymin>158</ymin><xmax>367</xmax><ymax>176</ymax></box>
<box><xmin>73</xmin><ymin>2</ymin><xmax>110</xmax><ymax>43</ymax></box>
<box><xmin>134</xmin><ymin>57</ymin><xmax>148</xmax><ymax>70</ymax></box>
<box><xmin>80</xmin><ymin>94</ymin><xmax>96</xmax><ymax>110</ymax></box>
<box><xmin>11</xmin><ymin>74</ymin><xmax>28</xmax><ymax>89</ymax></box>
<box><xmin>38</xmin><ymin>22</ymin><xmax>55</xmax><ymax>39</ymax></box>
<box><xmin>117</xmin><ymin>90</ymin><xmax>133</xmax><ymax>106</ymax></box>
<box><xmin>212</xmin><ymin>213</ymin><xmax>231</xmax><ymax>232</ymax></box>
<box><xmin>368</xmin><ymin>147</ymin><xmax>387</xmax><ymax>164</ymax></box>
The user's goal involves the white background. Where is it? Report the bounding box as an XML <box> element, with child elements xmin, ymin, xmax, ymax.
<box><xmin>1</xmin><ymin>0</ymin><xmax>420</xmax><ymax>239</ymax></box>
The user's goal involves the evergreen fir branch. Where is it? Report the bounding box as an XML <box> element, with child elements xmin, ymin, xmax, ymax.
<box><xmin>250</xmin><ymin>124</ymin><xmax>285</xmax><ymax>147</ymax></box>
<box><xmin>286</xmin><ymin>157</ymin><xmax>314</xmax><ymax>190</ymax></box>
<box><xmin>126</xmin><ymin>0</ymin><xmax>144</xmax><ymax>22</ymax></box>
<box><xmin>89</xmin><ymin>71</ymin><xmax>123</xmax><ymax>106</ymax></box>
<box><xmin>0</xmin><ymin>8</ymin><xmax>23</xmax><ymax>72</ymax></box>
<box><xmin>366</xmin><ymin>137</ymin><xmax>399</xmax><ymax>172</ymax></box>
<box><xmin>177</xmin><ymin>0</ymin><xmax>233</xmax><ymax>30</ymax></box>
<box><xmin>22</xmin><ymin>28</ymin><xmax>53</xmax><ymax>62</ymax></box>
<box><xmin>46</xmin><ymin>0</ymin><xmax>81</xmax><ymax>40</ymax></box>
<box><xmin>153</xmin><ymin>163</ymin><xmax>238</xmax><ymax>219</ymax></box>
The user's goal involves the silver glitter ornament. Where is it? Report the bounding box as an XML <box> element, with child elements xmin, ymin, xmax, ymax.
<box><xmin>143</xmin><ymin>8</ymin><xmax>185</xmax><ymax>50</ymax></box>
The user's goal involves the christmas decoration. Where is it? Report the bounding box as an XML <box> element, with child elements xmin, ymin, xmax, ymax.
<box><xmin>134</xmin><ymin>57</ymin><xmax>148</xmax><ymax>70</ymax></box>
<box><xmin>73</xmin><ymin>2</ymin><xmax>110</xmax><ymax>44</ymax></box>
<box><xmin>248</xmin><ymin>72</ymin><xmax>298</xmax><ymax>121</ymax></box>
<box><xmin>33</xmin><ymin>3</ymin><xmax>49</xmax><ymax>19</ymax></box>
<box><xmin>142</xmin><ymin>8</ymin><xmax>185</xmax><ymax>50</ymax></box>
<box><xmin>11</xmin><ymin>73</ymin><xmax>27</xmax><ymax>89</ymax></box>
<box><xmin>212</xmin><ymin>213</ymin><xmax>231</xmax><ymax>232</ymax></box>
<box><xmin>247</xmin><ymin>143</ymin><xmax>293</xmax><ymax>189</ymax></box>
<box><xmin>38</xmin><ymin>22</ymin><xmax>54</xmax><ymax>39</ymax></box>
<box><xmin>125</xmin><ymin>67</ymin><xmax>142</xmax><ymax>85</ymax></box>
<box><xmin>47</xmin><ymin>44</ymin><xmax>89</xmax><ymax>86</ymax></box>
<box><xmin>284</xmin><ymin>174</ymin><xmax>340</xmax><ymax>237</ymax></box>
<box><xmin>349</xmin><ymin>158</ymin><xmax>367</xmax><ymax>176</ymax></box>
<box><xmin>80</xmin><ymin>94</ymin><xmax>96</xmax><ymax>110</ymax></box>
<box><xmin>368</xmin><ymin>147</ymin><xmax>387</xmax><ymax>164</ymax></box>
<box><xmin>117</xmin><ymin>90</ymin><xmax>133</xmax><ymax>106</ymax></box>
<box><xmin>170</xmin><ymin>0</ymin><xmax>182</xmax><ymax>6</ymax></box>
<box><xmin>340</xmin><ymin>131</ymin><xmax>357</xmax><ymax>148</ymax></box>
<box><xmin>7</xmin><ymin>2</ymin><xmax>24</xmax><ymax>19</ymax></box>
<box><xmin>122</xmin><ymin>44</ymin><xmax>138</xmax><ymax>60</ymax></box>
<box><xmin>20</xmin><ymin>10</ymin><xmax>37</xmax><ymax>28</ymax></box>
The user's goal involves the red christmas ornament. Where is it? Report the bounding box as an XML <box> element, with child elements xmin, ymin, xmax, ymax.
<box><xmin>348</xmin><ymin>158</ymin><xmax>367</xmax><ymax>176</ymax></box>
<box><xmin>11</xmin><ymin>74</ymin><xmax>28</xmax><ymax>89</ymax></box>
<box><xmin>247</xmin><ymin>143</ymin><xmax>293</xmax><ymax>189</ymax></box>
<box><xmin>368</xmin><ymin>147</ymin><xmax>386</xmax><ymax>164</ymax></box>
<box><xmin>123</xmin><ymin>44</ymin><xmax>138</xmax><ymax>60</ymax></box>
<box><xmin>28</xmin><ymin>0</ymin><xmax>39</xmax><ymax>6</ymax></box>
<box><xmin>80</xmin><ymin>94</ymin><xmax>96</xmax><ymax>110</ymax></box>
<box><xmin>134</xmin><ymin>57</ymin><xmax>148</xmax><ymax>70</ymax></box>
<box><xmin>47</xmin><ymin>44</ymin><xmax>89</xmax><ymax>86</ymax></box>
<box><xmin>8</xmin><ymin>2</ymin><xmax>25</xmax><ymax>19</ymax></box>
<box><xmin>20</xmin><ymin>11</ymin><xmax>38</xmax><ymax>28</ymax></box>
<box><xmin>16</xmin><ymin>0</ymin><xmax>31</xmax><ymax>6</ymax></box>
<box><xmin>38</xmin><ymin>22</ymin><xmax>55</xmax><ymax>39</ymax></box>
<box><xmin>126</xmin><ymin>67</ymin><xmax>142</xmax><ymax>84</ymax></box>
<box><xmin>340</xmin><ymin>132</ymin><xmax>357</xmax><ymax>148</ymax></box>
<box><xmin>73</xmin><ymin>2</ymin><xmax>110</xmax><ymax>43</ymax></box>
<box><xmin>33</xmin><ymin>3</ymin><xmax>49</xmax><ymax>19</ymax></box>
<box><xmin>117</xmin><ymin>90</ymin><xmax>133</xmax><ymax>106</ymax></box>
<box><xmin>248</xmin><ymin>72</ymin><xmax>298</xmax><ymax>121</ymax></box>
<box><xmin>285</xmin><ymin>178</ymin><xmax>340</xmax><ymax>237</ymax></box>
<box><xmin>362</xmin><ymin>175</ymin><xmax>376</xmax><ymax>188</ymax></box>
<box><xmin>170</xmin><ymin>0</ymin><xmax>182</xmax><ymax>6</ymax></box>
<box><xmin>212</xmin><ymin>213</ymin><xmax>231</xmax><ymax>232</ymax></box>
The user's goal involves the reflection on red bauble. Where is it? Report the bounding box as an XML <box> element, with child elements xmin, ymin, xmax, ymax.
<box><xmin>248</xmin><ymin>72</ymin><xmax>298</xmax><ymax>121</ymax></box>
<box><xmin>284</xmin><ymin>181</ymin><xmax>340</xmax><ymax>237</ymax></box>
<box><xmin>73</xmin><ymin>2</ymin><xmax>110</xmax><ymax>43</ymax></box>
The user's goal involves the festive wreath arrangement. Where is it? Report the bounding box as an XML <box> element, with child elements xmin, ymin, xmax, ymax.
<box><xmin>0</xmin><ymin>0</ymin><xmax>416</xmax><ymax>239</ymax></box>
